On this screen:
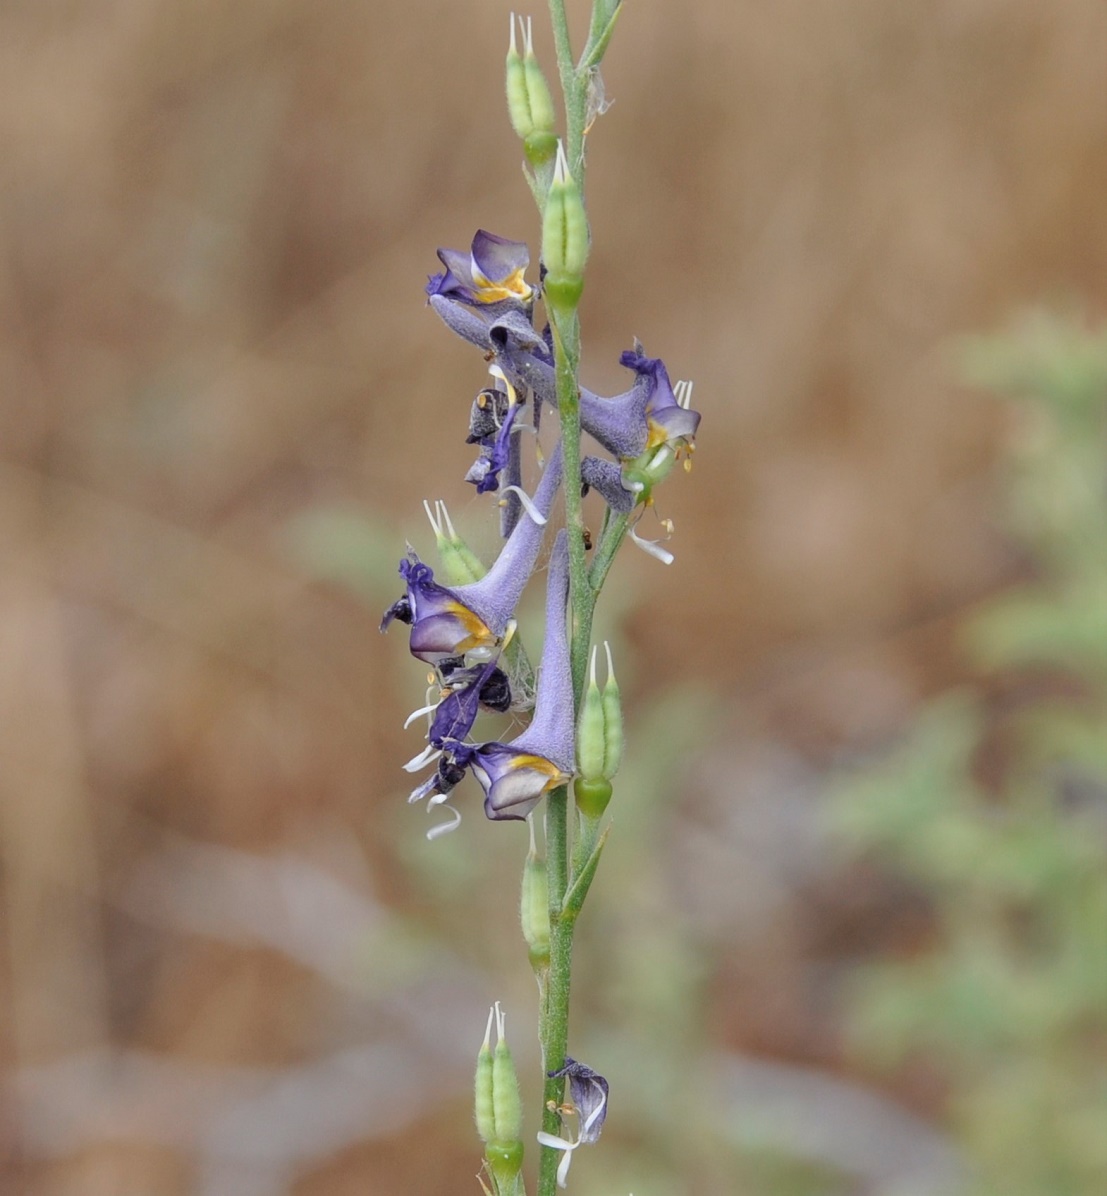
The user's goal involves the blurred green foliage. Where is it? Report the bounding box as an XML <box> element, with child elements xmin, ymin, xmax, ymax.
<box><xmin>832</xmin><ymin>313</ymin><xmax>1107</xmax><ymax>1196</ymax></box>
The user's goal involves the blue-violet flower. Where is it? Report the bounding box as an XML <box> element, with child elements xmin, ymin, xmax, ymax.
<box><xmin>448</xmin><ymin>529</ymin><xmax>574</xmax><ymax>822</ymax></box>
<box><xmin>381</xmin><ymin>441</ymin><xmax>563</xmax><ymax>664</ymax></box>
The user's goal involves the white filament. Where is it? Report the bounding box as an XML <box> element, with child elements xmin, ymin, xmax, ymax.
<box><xmin>499</xmin><ymin>484</ymin><xmax>547</xmax><ymax>525</ymax></box>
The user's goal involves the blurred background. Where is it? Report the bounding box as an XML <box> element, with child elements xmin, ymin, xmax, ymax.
<box><xmin>1</xmin><ymin>1</ymin><xmax>1105</xmax><ymax>1193</ymax></box>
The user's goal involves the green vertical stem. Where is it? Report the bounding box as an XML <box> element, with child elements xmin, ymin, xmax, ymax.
<box><xmin>547</xmin><ymin>0</ymin><xmax>587</xmax><ymax>178</ymax></box>
<box><xmin>536</xmin><ymin>7</ymin><xmax>608</xmax><ymax>1194</ymax></box>
<box><xmin>538</xmin><ymin>312</ymin><xmax>592</xmax><ymax>1196</ymax></box>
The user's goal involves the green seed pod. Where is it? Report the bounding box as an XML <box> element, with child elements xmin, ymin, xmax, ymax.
<box><xmin>522</xmin><ymin>31</ymin><xmax>556</xmax><ymax>137</ymax></box>
<box><xmin>505</xmin><ymin>18</ymin><xmax>529</xmax><ymax>139</ymax></box>
<box><xmin>576</xmin><ymin>645</ymin><xmax>607</xmax><ymax>782</ymax></box>
<box><xmin>601</xmin><ymin>641</ymin><xmax>624</xmax><ymax>780</ymax></box>
<box><xmin>542</xmin><ymin>142</ymin><xmax>589</xmax><ymax>317</ymax></box>
<box><xmin>505</xmin><ymin>16</ymin><xmax>558</xmax><ymax>167</ymax></box>
<box><xmin>474</xmin><ymin>1007</ymin><xmax>497</xmax><ymax>1144</ymax></box>
<box><xmin>491</xmin><ymin>1010</ymin><xmax>523</xmax><ymax>1144</ymax></box>
<box><xmin>425</xmin><ymin>500</ymin><xmax>486</xmax><ymax>586</ymax></box>
<box><xmin>520</xmin><ymin>820</ymin><xmax>550</xmax><ymax>969</ymax></box>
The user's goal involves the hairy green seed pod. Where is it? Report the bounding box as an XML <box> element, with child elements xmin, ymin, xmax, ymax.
<box><xmin>474</xmin><ymin>1009</ymin><xmax>497</xmax><ymax>1144</ymax></box>
<box><xmin>542</xmin><ymin>143</ymin><xmax>589</xmax><ymax>317</ymax></box>
<box><xmin>426</xmin><ymin>500</ymin><xmax>486</xmax><ymax>586</ymax></box>
<box><xmin>601</xmin><ymin>643</ymin><xmax>624</xmax><ymax>780</ymax></box>
<box><xmin>505</xmin><ymin>27</ymin><xmax>529</xmax><ymax>139</ymax></box>
<box><xmin>492</xmin><ymin>1035</ymin><xmax>523</xmax><ymax>1144</ymax></box>
<box><xmin>522</xmin><ymin>46</ymin><xmax>556</xmax><ymax>138</ymax></box>
<box><xmin>520</xmin><ymin>832</ymin><xmax>551</xmax><ymax>970</ymax></box>
<box><xmin>505</xmin><ymin>16</ymin><xmax>557</xmax><ymax>167</ymax></box>
<box><xmin>577</xmin><ymin>646</ymin><xmax>607</xmax><ymax>782</ymax></box>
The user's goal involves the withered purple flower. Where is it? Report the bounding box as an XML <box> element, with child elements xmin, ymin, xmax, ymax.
<box><xmin>536</xmin><ymin>1056</ymin><xmax>610</xmax><ymax>1187</ymax></box>
<box><xmin>465</xmin><ymin>367</ymin><xmax>524</xmax><ymax>498</ymax></box>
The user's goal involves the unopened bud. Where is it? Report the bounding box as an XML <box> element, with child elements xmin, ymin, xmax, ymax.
<box><xmin>541</xmin><ymin>142</ymin><xmax>589</xmax><ymax>316</ymax></box>
<box><xmin>506</xmin><ymin>15</ymin><xmax>558</xmax><ymax>166</ymax></box>
<box><xmin>520</xmin><ymin>818</ymin><xmax>550</xmax><ymax>970</ymax></box>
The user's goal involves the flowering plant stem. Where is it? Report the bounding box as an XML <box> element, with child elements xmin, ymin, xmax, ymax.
<box><xmin>385</xmin><ymin>2</ymin><xmax>695</xmax><ymax>1188</ymax></box>
<box><xmin>536</xmin><ymin>10</ymin><xmax>589</xmax><ymax>1194</ymax></box>
<box><xmin>539</xmin><ymin>303</ymin><xmax>586</xmax><ymax>1196</ymax></box>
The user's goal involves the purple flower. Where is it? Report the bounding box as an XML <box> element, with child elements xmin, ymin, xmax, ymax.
<box><xmin>429</xmin><ymin>657</ymin><xmax>512</xmax><ymax>747</ymax></box>
<box><xmin>490</xmin><ymin>321</ymin><xmax>700</xmax><ymax>462</ymax></box>
<box><xmin>381</xmin><ymin>442</ymin><xmax>563</xmax><ymax>664</ymax></box>
<box><xmin>427</xmin><ymin>231</ymin><xmax>534</xmax><ymax>350</ymax></box>
<box><xmin>620</xmin><ymin>349</ymin><xmax>700</xmax><ymax>453</ymax></box>
<box><xmin>581</xmin><ymin>456</ymin><xmax>636</xmax><ymax>513</ymax></box>
<box><xmin>449</xmin><ymin>530</ymin><xmax>575</xmax><ymax>822</ymax></box>
<box><xmin>428</xmin><ymin>230</ymin><xmax>533</xmax><ymax>306</ymax></box>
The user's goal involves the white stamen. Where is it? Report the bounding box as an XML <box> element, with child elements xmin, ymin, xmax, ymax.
<box><xmin>426</xmin><ymin>803</ymin><xmax>462</xmax><ymax>840</ymax></box>
<box><xmin>423</xmin><ymin>498</ymin><xmax>442</xmax><ymax>538</ymax></box>
<box><xmin>437</xmin><ymin>500</ymin><xmax>459</xmax><ymax>541</ymax></box>
<box><xmin>674</xmin><ymin>378</ymin><xmax>694</xmax><ymax>410</ymax></box>
<box><xmin>404</xmin><ymin>743</ymin><xmax>441</xmax><ymax>773</ymax></box>
<box><xmin>629</xmin><ymin>524</ymin><xmax>675</xmax><ymax>565</ymax></box>
<box><xmin>603</xmin><ymin>640</ymin><xmax>616</xmax><ymax>683</ymax></box>
<box><xmin>536</xmin><ymin>1132</ymin><xmax>579</xmax><ymax>1189</ymax></box>
<box><xmin>499</xmin><ymin>484</ymin><xmax>547</xmax><ymax>525</ymax></box>
<box><xmin>482</xmin><ymin>1005</ymin><xmax>496</xmax><ymax>1050</ymax></box>
<box><xmin>489</xmin><ymin>363</ymin><xmax>518</xmax><ymax>407</ymax></box>
<box><xmin>553</xmin><ymin>140</ymin><xmax>571</xmax><ymax>185</ymax></box>
<box><xmin>403</xmin><ymin>698</ymin><xmax>440</xmax><ymax>729</ymax></box>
